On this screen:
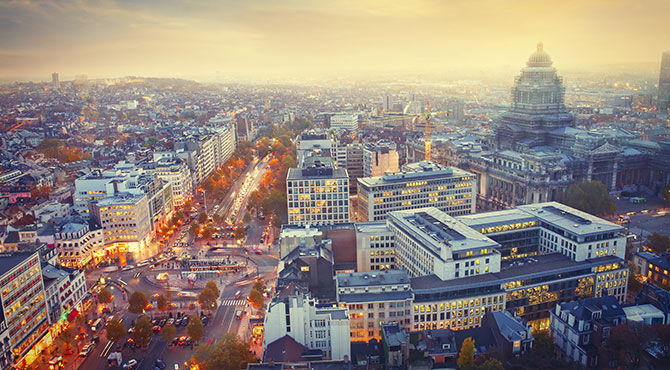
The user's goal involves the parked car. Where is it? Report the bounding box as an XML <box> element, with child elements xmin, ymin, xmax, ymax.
<box><xmin>123</xmin><ymin>359</ymin><xmax>138</xmax><ymax>369</ymax></box>
<box><xmin>154</xmin><ymin>359</ymin><xmax>166</xmax><ymax>369</ymax></box>
<box><xmin>78</xmin><ymin>344</ymin><xmax>93</xmax><ymax>357</ymax></box>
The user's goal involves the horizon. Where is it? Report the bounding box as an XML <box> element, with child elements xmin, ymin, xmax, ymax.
<box><xmin>1</xmin><ymin>0</ymin><xmax>669</xmax><ymax>83</ymax></box>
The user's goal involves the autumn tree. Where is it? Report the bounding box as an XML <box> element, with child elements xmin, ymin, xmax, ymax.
<box><xmin>248</xmin><ymin>289</ymin><xmax>264</xmax><ymax>310</ymax></box>
<box><xmin>198</xmin><ymin>282</ymin><xmax>219</xmax><ymax>311</ymax></box>
<box><xmin>98</xmin><ymin>287</ymin><xmax>113</xmax><ymax>305</ymax></box>
<box><xmin>476</xmin><ymin>358</ymin><xmax>504</xmax><ymax>370</ymax></box>
<box><xmin>161</xmin><ymin>324</ymin><xmax>177</xmax><ymax>344</ymax></box>
<box><xmin>128</xmin><ymin>291</ymin><xmax>148</xmax><ymax>314</ymax></box>
<box><xmin>157</xmin><ymin>294</ymin><xmax>168</xmax><ymax>311</ymax></box>
<box><xmin>556</xmin><ymin>181</ymin><xmax>615</xmax><ymax>216</ymax></box>
<box><xmin>132</xmin><ymin>316</ymin><xmax>153</xmax><ymax>348</ymax></box>
<box><xmin>458</xmin><ymin>337</ymin><xmax>475</xmax><ymax>369</ymax></box>
<box><xmin>189</xmin><ymin>221</ymin><xmax>200</xmax><ymax>237</ymax></box>
<box><xmin>198</xmin><ymin>212</ymin><xmax>208</xmax><ymax>224</ymax></box>
<box><xmin>106</xmin><ymin>319</ymin><xmax>125</xmax><ymax>342</ymax></box>
<box><xmin>193</xmin><ymin>333</ymin><xmax>256</xmax><ymax>370</ymax></box>
<box><xmin>187</xmin><ymin>315</ymin><xmax>205</xmax><ymax>343</ymax></box>
<box><xmin>646</xmin><ymin>232</ymin><xmax>670</xmax><ymax>254</ymax></box>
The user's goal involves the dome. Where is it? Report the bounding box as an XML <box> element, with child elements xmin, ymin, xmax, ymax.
<box><xmin>526</xmin><ymin>42</ymin><xmax>553</xmax><ymax>67</ymax></box>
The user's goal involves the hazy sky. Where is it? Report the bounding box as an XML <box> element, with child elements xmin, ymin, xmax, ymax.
<box><xmin>1</xmin><ymin>0</ymin><xmax>669</xmax><ymax>81</ymax></box>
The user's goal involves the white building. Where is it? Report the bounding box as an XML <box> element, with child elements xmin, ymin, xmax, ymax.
<box><xmin>175</xmin><ymin>125</ymin><xmax>236</xmax><ymax>187</ymax></box>
<box><xmin>286</xmin><ymin>163</ymin><xmax>350</xmax><ymax>226</ymax></box>
<box><xmin>278</xmin><ymin>224</ymin><xmax>324</xmax><ymax>259</ymax></box>
<box><xmin>330</xmin><ymin>113</ymin><xmax>359</xmax><ymax>132</ymax></box>
<box><xmin>54</xmin><ymin>221</ymin><xmax>104</xmax><ymax>269</ymax></box>
<box><xmin>89</xmin><ymin>193</ymin><xmax>152</xmax><ymax>257</ymax></box>
<box><xmin>357</xmin><ymin>161</ymin><xmax>476</xmax><ymax>222</ymax></box>
<box><xmin>388</xmin><ymin>207</ymin><xmax>501</xmax><ymax>280</ymax></box>
<box><xmin>42</xmin><ymin>264</ymin><xmax>87</xmax><ymax>329</ymax></box>
<box><xmin>144</xmin><ymin>153</ymin><xmax>193</xmax><ymax>207</ymax></box>
<box><xmin>263</xmin><ymin>292</ymin><xmax>351</xmax><ymax>361</ymax></box>
<box><xmin>355</xmin><ymin>222</ymin><xmax>396</xmax><ymax>272</ymax></box>
<box><xmin>336</xmin><ymin>270</ymin><xmax>413</xmax><ymax>342</ymax></box>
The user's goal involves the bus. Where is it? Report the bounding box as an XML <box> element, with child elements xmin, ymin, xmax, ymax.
<box><xmin>91</xmin><ymin>318</ymin><xmax>103</xmax><ymax>332</ymax></box>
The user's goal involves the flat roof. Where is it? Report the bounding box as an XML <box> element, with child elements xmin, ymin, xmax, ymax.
<box><xmin>517</xmin><ymin>202</ymin><xmax>624</xmax><ymax>237</ymax></box>
<box><xmin>339</xmin><ymin>291</ymin><xmax>413</xmax><ymax>303</ymax></box>
<box><xmin>354</xmin><ymin>222</ymin><xmax>392</xmax><ymax>234</ymax></box>
<box><xmin>456</xmin><ymin>208</ymin><xmax>537</xmax><ymax>230</ymax></box>
<box><xmin>358</xmin><ymin>162</ymin><xmax>472</xmax><ymax>187</ymax></box>
<box><xmin>286</xmin><ymin>167</ymin><xmax>348</xmax><ymax>180</ymax></box>
<box><xmin>389</xmin><ymin>207</ymin><xmax>499</xmax><ymax>258</ymax></box>
<box><xmin>0</xmin><ymin>252</ymin><xmax>36</xmax><ymax>277</ymax></box>
<box><xmin>411</xmin><ymin>253</ymin><xmax>623</xmax><ymax>294</ymax></box>
<box><xmin>95</xmin><ymin>192</ymin><xmax>145</xmax><ymax>206</ymax></box>
<box><xmin>336</xmin><ymin>270</ymin><xmax>410</xmax><ymax>287</ymax></box>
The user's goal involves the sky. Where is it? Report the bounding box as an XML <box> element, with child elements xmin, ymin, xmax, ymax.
<box><xmin>1</xmin><ymin>0</ymin><xmax>669</xmax><ymax>82</ymax></box>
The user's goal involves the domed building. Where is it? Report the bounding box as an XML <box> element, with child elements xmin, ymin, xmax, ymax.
<box><xmin>496</xmin><ymin>43</ymin><xmax>575</xmax><ymax>151</ymax></box>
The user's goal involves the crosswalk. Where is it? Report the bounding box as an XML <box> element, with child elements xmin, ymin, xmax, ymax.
<box><xmin>220</xmin><ymin>299</ymin><xmax>246</xmax><ymax>306</ymax></box>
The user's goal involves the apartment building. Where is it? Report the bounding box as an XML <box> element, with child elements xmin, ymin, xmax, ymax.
<box><xmin>286</xmin><ymin>161</ymin><xmax>350</xmax><ymax>226</ymax></box>
<box><xmin>336</xmin><ymin>270</ymin><xmax>413</xmax><ymax>342</ymax></box>
<box><xmin>54</xmin><ymin>221</ymin><xmax>104</xmax><ymax>269</ymax></box>
<box><xmin>363</xmin><ymin>141</ymin><xmax>399</xmax><ymax>177</ymax></box>
<box><xmin>143</xmin><ymin>153</ymin><xmax>193</xmax><ymax>207</ymax></box>
<box><xmin>263</xmin><ymin>292</ymin><xmax>351</xmax><ymax>361</ymax></box>
<box><xmin>357</xmin><ymin>161</ymin><xmax>476</xmax><ymax>222</ymax></box>
<box><xmin>175</xmin><ymin>125</ymin><xmax>236</xmax><ymax>187</ymax></box>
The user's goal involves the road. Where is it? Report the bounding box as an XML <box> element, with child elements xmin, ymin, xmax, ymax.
<box><xmin>78</xmin><ymin>155</ymin><xmax>279</xmax><ymax>370</ymax></box>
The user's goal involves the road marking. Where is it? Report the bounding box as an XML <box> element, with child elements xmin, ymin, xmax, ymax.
<box><xmin>220</xmin><ymin>299</ymin><xmax>246</xmax><ymax>306</ymax></box>
<box><xmin>100</xmin><ymin>341</ymin><xmax>114</xmax><ymax>357</ymax></box>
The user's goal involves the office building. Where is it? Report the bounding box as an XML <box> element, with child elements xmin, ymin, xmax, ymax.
<box><xmin>0</xmin><ymin>252</ymin><xmax>49</xmax><ymax>368</ymax></box>
<box><xmin>357</xmin><ymin>161</ymin><xmax>476</xmax><ymax>222</ymax></box>
<box><xmin>659</xmin><ymin>51</ymin><xmax>670</xmax><ymax>115</ymax></box>
<box><xmin>42</xmin><ymin>264</ymin><xmax>87</xmax><ymax>335</ymax></box>
<box><xmin>330</xmin><ymin>113</ymin><xmax>358</xmax><ymax>132</ymax></box>
<box><xmin>550</xmin><ymin>296</ymin><xmax>625</xmax><ymax>367</ymax></box>
<box><xmin>51</xmin><ymin>72</ymin><xmax>60</xmax><ymax>89</ymax></box>
<box><xmin>355</xmin><ymin>222</ymin><xmax>396</xmax><ymax>272</ymax></box>
<box><xmin>89</xmin><ymin>193</ymin><xmax>152</xmax><ymax>256</ymax></box>
<box><xmin>54</xmin><ymin>220</ymin><xmax>104</xmax><ymax>269</ymax></box>
<box><xmin>389</xmin><ymin>207</ymin><xmax>501</xmax><ymax>280</ymax></box>
<box><xmin>336</xmin><ymin>270</ymin><xmax>413</xmax><ymax>342</ymax></box>
<box><xmin>383</xmin><ymin>95</ymin><xmax>394</xmax><ymax>112</ymax></box>
<box><xmin>143</xmin><ymin>153</ymin><xmax>193</xmax><ymax>207</ymax></box>
<box><xmin>345</xmin><ymin>143</ymin><xmax>364</xmax><ymax>193</ymax></box>
<box><xmin>175</xmin><ymin>125</ymin><xmax>236</xmax><ymax>187</ymax></box>
<box><xmin>363</xmin><ymin>141</ymin><xmax>399</xmax><ymax>177</ymax></box>
<box><xmin>263</xmin><ymin>292</ymin><xmax>351</xmax><ymax>361</ymax></box>
<box><xmin>632</xmin><ymin>251</ymin><xmax>670</xmax><ymax>286</ymax></box>
<box><xmin>286</xmin><ymin>161</ymin><xmax>350</xmax><ymax>226</ymax></box>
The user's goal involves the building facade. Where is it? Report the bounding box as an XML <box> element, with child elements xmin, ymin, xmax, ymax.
<box><xmin>363</xmin><ymin>141</ymin><xmax>399</xmax><ymax>178</ymax></box>
<box><xmin>357</xmin><ymin>161</ymin><xmax>476</xmax><ymax>222</ymax></box>
<box><xmin>263</xmin><ymin>292</ymin><xmax>351</xmax><ymax>361</ymax></box>
<box><xmin>355</xmin><ymin>223</ymin><xmax>396</xmax><ymax>272</ymax></box>
<box><xmin>659</xmin><ymin>51</ymin><xmax>670</xmax><ymax>115</ymax></box>
<box><xmin>286</xmin><ymin>164</ymin><xmax>350</xmax><ymax>226</ymax></box>
<box><xmin>89</xmin><ymin>193</ymin><xmax>152</xmax><ymax>257</ymax></box>
<box><xmin>330</xmin><ymin>114</ymin><xmax>359</xmax><ymax>132</ymax></box>
<box><xmin>54</xmin><ymin>221</ymin><xmax>104</xmax><ymax>269</ymax></box>
<box><xmin>336</xmin><ymin>270</ymin><xmax>413</xmax><ymax>343</ymax></box>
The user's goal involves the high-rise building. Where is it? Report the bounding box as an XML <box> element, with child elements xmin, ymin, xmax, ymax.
<box><xmin>658</xmin><ymin>51</ymin><xmax>670</xmax><ymax>115</ymax></box>
<box><xmin>363</xmin><ymin>141</ymin><xmax>399</xmax><ymax>177</ymax></box>
<box><xmin>383</xmin><ymin>95</ymin><xmax>394</xmax><ymax>112</ymax></box>
<box><xmin>51</xmin><ymin>72</ymin><xmax>60</xmax><ymax>89</ymax></box>
<box><xmin>286</xmin><ymin>160</ymin><xmax>350</xmax><ymax>225</ymax></box>
<box><xmin>357</xmin><ymin>161</ymin><xmax>476</xmax><ymax>222</ymax></box>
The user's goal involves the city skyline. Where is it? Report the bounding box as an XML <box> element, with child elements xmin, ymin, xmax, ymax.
<box><xmin>1</xmin><ymin>0</ymin><xmax>669</xmax><ymax>82</ymax></box>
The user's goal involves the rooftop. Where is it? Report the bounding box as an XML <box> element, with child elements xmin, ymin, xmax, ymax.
<box><xmin>359</xmin><ymin>161</ymin><xmax>472</xmax><ymax>187</ymax></box>
<box><xmin>287</xmin><ymin>167</ymin><xmax>347</xmax><ymax>180</ymax></box>
<box><xmin>457</xmin><ymin>208</ymin><xmax>537</xmax><ymax>231</ymax></box>
<box><xmin>517</xmin><ymin>202</ymin><xmax>625</xmax><ymax>237</ymax></box>
<box><xmin>336</xmin><ymin>270</ymin><xmax>410</xmax><ymax>287</ymax></box>
<box><xmin>0</xmin><ymin>251</ymin><xmax>37</xmax><ymax>277</ymax></box>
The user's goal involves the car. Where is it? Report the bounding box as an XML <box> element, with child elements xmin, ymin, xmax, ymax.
<box><xmin>167</xmin><ymin>318</ymin><xmax>174</xmax><ymax>325</ymax></box>
<box><xmin>174</xmin><ymin>317</ymin><xmax>182</xmax><ymax>326</ymax></box>
<box><xmin>255</xmin><ymin>250</ymin><xmax>263</xmax><ymax>255</ymax></box>
<box><xmin>171</xmin><ymin>337</ymin><xmax>179</xmax><ymax>346</ymax></box>
<box><xmin>91</xmin><ymin>336</ymin><xmax>100</xmax><ymax>344</ymax></box>
<box><xmin>127</xmin><ymin>327</ymin><xmax>135</xmax><ymax>334</ymax></box>
<box><xmin>123</xmin><ymin>359</ymin><xmax>138</xmax><ymax>369</ymax></box>
<box><xmin>177</xmin><ymin>336</ymin><xmax>188</xmax><ymax>345</ymax></box>
<box><xmin>201</xmin><ymin>316</ymin><xmax>208</xmax><ymax>326</ymax></box>
<box><xmin>183</xmin><ymin>337</ymin><xmax>192</xmax><ymax>346</ymax></box>
<box><xmin>78</xmin><ymin>344</ymin><xmax>93</xmax><ymax>357</ymax></box>
<box><xmin>181</xmin><ymin>317</ymin><xmax>189</xmax><ymax>326</ymax></box>
<box><xmin>159</xmin><ymin>319</ymin><xmax>167</xmax><ymax>327</ymax></box>
<box><xmin>154</xmin><ymin>359</ymin><xmax>166</xmax><ymax>369</ymax></box>
<box><xmin>153</xmin><ymin>325</ymin><xmax>161</xmax><ymax>332</ymax></box>
<box><xmin>124</xmin><ymin>338</ymin><xmax>136</xmax><ymax>348</ymax></box>
<box><xmin>151</xmin><ymin>319</ymin><xmax>159</xmax><ymax>325</ymax></box>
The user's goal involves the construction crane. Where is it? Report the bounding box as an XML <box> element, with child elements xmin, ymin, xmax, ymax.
<box><xmin>425</xmin><ymin>100</ymin><xmax>431</xmax><ymax>161</ymax></box>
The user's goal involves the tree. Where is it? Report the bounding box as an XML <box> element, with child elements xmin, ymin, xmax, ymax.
<box><xmin>477</xmin><ymin>358</ymin><xmax>504</xmax><ymax>370</ymax></box>
<box><xmin>248</xmin><ymin>289</ymin><xmax>264</xmax><ymax>310</ymax></box>
<box><xmin>243</xmin><ymin>212</ymin><xmax>252</xmax><ymax>224</ymax></box>
<box><xmin>106</xmin><ymin>319</ymin><xmax>126</xmax><ymax>342</ymax></box>
<box><xmin>205</xmin><ymin>281</ymin><xmax>220</xmax><ymax>297</ymax></box>
<box><xmin>202</xmin><ymin>226</ymin><xmax>214</xmax><ymax>240</ymax></box>
<box><xmin>161</xmin><ymin>324</ymin><xmax>177</xmax><ymax>343</ymax></box>
<box><xmin>98</xmin><ymin>287</ymin><xmax>113</xmax><ymax>304</ymax></box>
<box><xmin>132</xmin><ymin>316</ymin><xmax>153</xmax><ymax>348</ymax></box>
<box><xmin>234</xmin><ymin>226</ymin><xmax>246</xmax><ymax>240</ymax></box>
<box><xmin>189</xmin><ymin>222</ymin><xmax>200</xmax><ymax>237</ymax></box>
<box><xmin>193</xmin><ymin>333</ymin><xmax>256</xmax><ymax>370</ymax></box>
<box><xmin>58</xmin><ymin>326</ymin><xmax>75</xmax><ymax>352</ymax></box>
<box><xmin>212</xmin><ymin>213</ymin><xmax>223</xmax><ymax>225</ymax></box>
<box><xmin>183</xmin><ymin>200</ymin><xmax>192</xmax><ymax>211</ymax></box>
<box><xmin>458</xmin><ymin>337</ymin><xmax>475</xmax><ymax>369</ymax></box>
<box><xmin>128</xmin><ymin>291</ymin><xmax>148</xmax><ymax>314</ymax></box>
<box><xmin>253</xmin><ymin>280</ymin><xmax>265</xmax><ymax>294</ymax></box>
<box><xmin>646</xmin><ymin>232</ymin><xmax>670</xmax><ymax>253</ymax></box>
<box><xmin>187</xmin><ymin>315</ymin><xmax>205</xmax><ymax>343</ymax></box>
<box><xmin>157</xmin><ymin>294</ymin><xmax>168</xmax><ymax>311</ymax></box>
<box><xmin>556</xmin><ymin>181</ymin><xmax>615</xmax><ymax>216</ymax></box>
<box><xmin>599</xmin><ymin>323</ymin><xmax>647</xmax><ymax>368</ymax></box>
<box><xmin>199</xmin><ymin>283</ymin><xmax>219</xmax><ymax>311</ymax></box>
<box><xmin>198</xmin><ymin>212</ymin><xmax>208</xmax><ymax>224</ymax></box>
